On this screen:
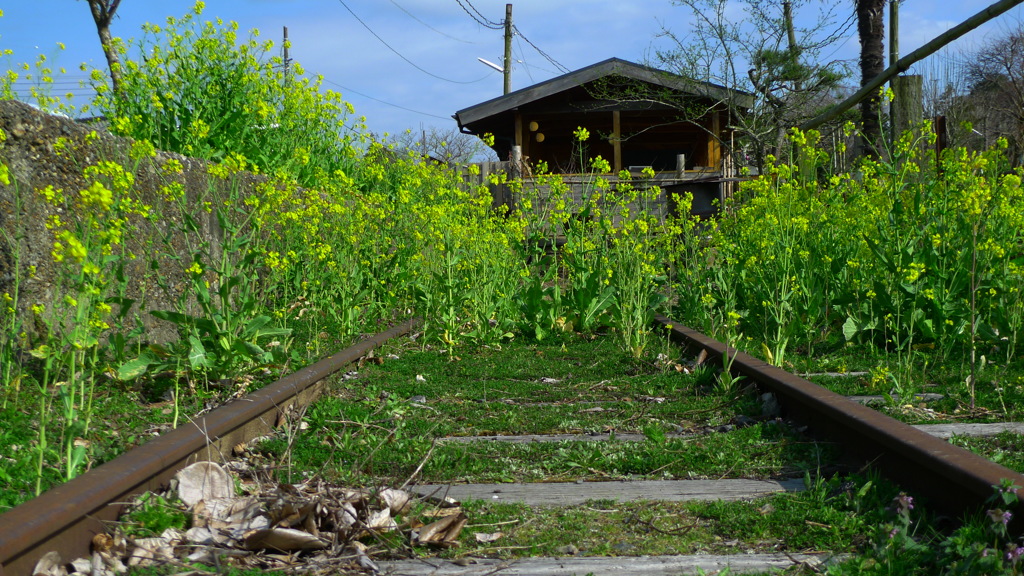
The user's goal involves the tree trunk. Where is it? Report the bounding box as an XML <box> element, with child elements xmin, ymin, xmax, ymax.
<box><xmin>86</xmin><ymin>0</ymin><xmax>123</xmax><ymax>96</ymax></box>
<box><xmin>856</xmin><ymin>0</ymin><xmax>886</xmax><ymax>157</ymax></box>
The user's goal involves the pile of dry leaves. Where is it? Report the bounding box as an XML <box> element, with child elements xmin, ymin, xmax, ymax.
<box><xmin>35</xmin><ymin>461</ymin><xmax>470</xmax><ymax>576</ymax></box>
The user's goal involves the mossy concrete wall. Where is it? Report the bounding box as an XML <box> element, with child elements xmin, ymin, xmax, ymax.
<box><xmin>0</xmin><ymin>100</ymin><xmax>266</xmax><ymax>344</ymax></box>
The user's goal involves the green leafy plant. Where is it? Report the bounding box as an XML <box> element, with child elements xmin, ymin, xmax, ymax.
<box><xmin>93</xmin><ymin>2</ymin><xmax>358</xmax><ymax>189</ymax></box>
<box><xmin>119</xmin><ymin>156</ymin><xmax>291</xmax><ymax>386</ymax></box>
<box><xmin>120</xmin><ymin>492</ymin><xmax>190</xmax><ymax>538</ymax></box>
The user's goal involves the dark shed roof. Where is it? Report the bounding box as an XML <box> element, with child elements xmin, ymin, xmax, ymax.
<box><xmin>454</xmin><ymin>57</ymin><xmax>754</xmax><ymax>130</ymax></box>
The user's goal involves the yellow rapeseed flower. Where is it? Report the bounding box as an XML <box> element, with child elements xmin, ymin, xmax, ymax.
<box><xmin>38</xmin><ymin>185</ymin><xmax>65</xmax><ymax>205</ymax></box>
<box><xmin>80</xmin><ymin>180</ymin><xmax>113</xmax><ymax>212</ymax></box>
<box><xmin>130</xmin><ymin>139</ymin><xmax>157</xmax><ymax>160</ymax></box>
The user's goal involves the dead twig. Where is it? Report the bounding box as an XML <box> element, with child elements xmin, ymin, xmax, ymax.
<box><xmin>467</xmin><ymin>519</ymin><xmax>521</xmax><ymax>529</ymax></box>
<box><xmin>631</xmin><ymin>511</ymin><xmax>698</xmax><ymax>537</ymax></box>
<box><xmin>323</xmin><ymin>420</ymin><xmax>395</xmax><ymax>434</ymax></box>
<box><xmin>399</xmin><ymin>438</ymin><xmax>437</xmax><ymax>491</ymax></box>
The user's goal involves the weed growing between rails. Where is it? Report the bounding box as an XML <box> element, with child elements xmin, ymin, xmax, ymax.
<box><xmin>511</xmin><ymin>127</ymin><xmax>681</xmax><ymax>357</ymax></box>
<box><xmin>827</xmin><ymin>480</ymin><xmax>1024</xmax><ymax>575</ymax></box>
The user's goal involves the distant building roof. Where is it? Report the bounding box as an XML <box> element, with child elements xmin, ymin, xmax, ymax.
<box><xmin>454</xmin><ymin>57</ymin><xmax>754</xmax><ymax>129</ymax></box>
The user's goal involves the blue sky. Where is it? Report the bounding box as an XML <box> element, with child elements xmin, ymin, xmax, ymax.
<box><xmin>1</xmin><ymin>1</ymin><xmax>1022</xmax><ymax>139</ymax></box>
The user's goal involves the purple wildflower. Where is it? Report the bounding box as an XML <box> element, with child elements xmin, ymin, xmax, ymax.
<box><xmin>891</xmin><ymin>493</ymin><xmax>914</xmax><ymax>515</ymax></box>
<box><xmin>1008</xmin><ymin>546</ymin><xmax>1024</xmax><ymax>563</ymax></box>
<box><xmin>987</xmin><ymin>508</ymin><xmax>1012</xmax><ymax>526</ymax></box>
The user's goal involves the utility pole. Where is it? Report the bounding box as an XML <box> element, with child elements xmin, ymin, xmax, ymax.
<box><xmin>503</xmin><ymin>4</ymin><xmax>512</xmax><ymax>94</ymax></box>
<box><xmin>283</xmin><ymin>26</ymin><xmax>291</xmax><ymax>80</ymax></box>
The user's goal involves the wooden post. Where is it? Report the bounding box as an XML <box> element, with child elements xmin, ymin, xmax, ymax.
<box><xmin>514</xmin><ymin>112</ymin><xmax>524</xmax><ymax>158</ymax></box>
<box><xmin>511</xmin><ymin>145</ymin><xmax>523</xmax><ymax>180</ymax></box>
<box><xmin>707</xmin><ymin>111</ymin><xmax>721</xmax><ymax>170</ymax></box>
<box><xmin>676</xmin><ymin>154</ymin><xmax>686</xmax><ymax>179</ymax></box>
<box><xmin>509</xmin><ymin>146</ymin><xmax>523</xmax><ymax>213</ymax></box>
<box><xmin>612</xmin><ymin>110</ymin><xmax>622</xmax><ymax>173</ymax></box>
<box><xmin>283</xmin><ymin>26</ymin><xmax>290</xmax><ymax>80</ymax></box>
<box><xmin>892</xmin><ymin>75</ymin><xmax>923</xmax><ymax>137</ymax></box>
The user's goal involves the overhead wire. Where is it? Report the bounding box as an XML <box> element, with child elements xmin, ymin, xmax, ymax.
<box><xmin>320</xmin><ymin>77</ymin><xmax>456</xmax><ymax>121</ymax></box>
<box><xmin>512</xmin><ymin>36</ymin><xmax>536</xmax><ymax>83</ymax></box>
<box><xmin>388</xmin><ymin>0</ymin><xmax>475</xmax><ymax>43</ymax></box>
<box><xmin>513</xmin><ymin>25</ymin><xmax>570</xmax><ymax>74</ymax></box>
<box><xmin>336</xmin><ymin>0</ymin><xmax>493</xmax><ymax>84</ymax></box>
<box><xmin>453</xmin><ymin>0</ymin><xmax>503</xmax><ymax>29</ymax></box>
<box><xmin>463</xmin><ymin>0</ymin><xmax>501</xmax><ymax>26</ymax></box>
<box><xmin>448</xmin><ymin>0</ymin><xmax>570</xmax><ymax>76</ymax></box>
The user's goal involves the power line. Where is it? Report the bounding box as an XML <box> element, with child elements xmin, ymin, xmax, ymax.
<box><xmin>320</xmin><ymin>77</ymin><xmax>455</xmax><ymax>121</ymax></box>
<box><xmin>512</xmin><ymin>37</ymin><xmax>535</xmax><ymax>83</ymax></box>
<box><xmin>513</xmin><ymin>25</ymin><xmax>570</xmax><ymax>74</ymax></box>
<box><xmin>336</xmin><ymin>0</ymin><xmax>494</xmax><ymax>84</ymax></box>
<box><xmin>388</xmin><ymin>0</ymin><xmax>475</xmax><ymax>43</ymax></box>
<box><xmin>454</xmin><ymin>0</ymin><xmax>503</xmax><ymax>29</ymax></box>
<box><xmin>512</xmin><ymin>35</ymin><xmax>565</xmax><ymax>79</ymax></box>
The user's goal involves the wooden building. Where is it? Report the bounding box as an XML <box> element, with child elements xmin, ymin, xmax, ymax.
<box><xmin>454</xmin><ymin>58</ymin><xmax>754</xmax><ymax>219</ymax></box>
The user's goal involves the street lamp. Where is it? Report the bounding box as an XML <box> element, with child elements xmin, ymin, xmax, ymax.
<box><xmin>477</xmin><ymin>58</ymin><xmax>504</xmax><ymax>73</ymax></box>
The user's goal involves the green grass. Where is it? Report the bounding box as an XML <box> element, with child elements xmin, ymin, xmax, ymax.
<box><xmin>7</xmin><ymin>328</ymin><xmax>1019</xmax><ymax>573</ymax></box>
<box><xmin>786</xmin><ymin>338</ymin><xmax>1024</xmax><ymax>428</ymax></box>
<box><xmin>948</xmin><ymin>432</ymin><xmax>1024</xmax><ymax>474</ymax></box>
<box><xmin>244</xmin><ymin>331</ymin><xmax>1024</xmax><ymax>572</ymax></box>
<box><xmin>267</xmin><ymin>423</ymin><xmax>835</xmax><ymax>487</ymax></box>
<box><xmin>256</xmin><ymin>334</ymin><xmax>841</xmax><ymax>487</ymax></box>
<box><xmin>0</xmin><ymin>384</ymin><xmax>210</xmax><ymax>511</ymax></box>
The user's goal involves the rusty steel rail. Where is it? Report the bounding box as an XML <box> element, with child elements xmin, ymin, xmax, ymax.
<box><xmin>655</xmin><ymin>315</ymin><xmax>1024</xmax><ymax>521</ymax></box>
<box><xmin>0</xmin><ymin>318</ymin><xmax>421</xmax><ymax>576</ymax></box>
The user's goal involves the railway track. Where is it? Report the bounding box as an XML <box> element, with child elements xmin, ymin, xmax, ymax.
<box><xmin>653</xmin><ymin>316</ymin><xmax>1024</xmax><ymax>522</ymax></box>
<box><xmin>0</xmin><ymin>318</ymin><xmax>420</xmax><ymax>576</ymax></box>
<box><xmin>2</xmin><ymin>315</ymin><xmax>1023</xmax><ymax>576</ymax></box>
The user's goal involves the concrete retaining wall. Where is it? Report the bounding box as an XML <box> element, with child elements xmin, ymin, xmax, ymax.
<box><xmin>0</xmin><ymin>100</ymin><xmax>267</xmax><ymax>344</ymax></box>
